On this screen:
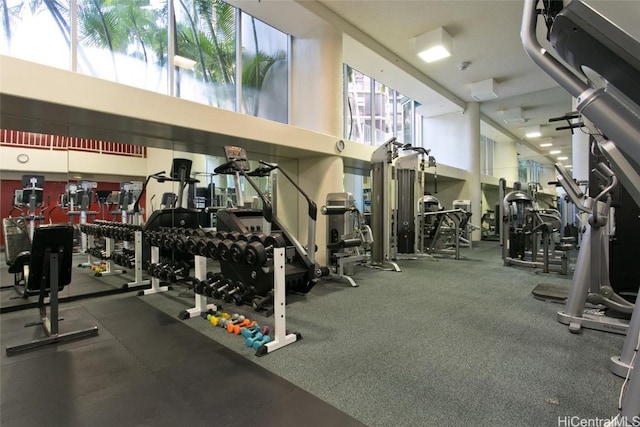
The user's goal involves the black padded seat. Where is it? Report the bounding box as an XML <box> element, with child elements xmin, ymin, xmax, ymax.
<box><xmin>327</xmin><ymin>238</ymin><xmax>363</xmax><ymax>250</ymax></box>
<box><xmin>6</xmin><ymin>224</ymin><xmax>99</xmax><ymax>355</ymax></box>
<box><xmin>557</xmin><ymin>244</ymin><xmax>575</xmax><ymax>252</ymax></box>
<box><xmin>8</xmin><ymin>251</ymin><xmax>30</xmax><ymax>274</ymax></box>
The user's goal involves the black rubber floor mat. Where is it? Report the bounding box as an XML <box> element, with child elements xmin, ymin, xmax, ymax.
<box><xmin>532</xmin><ymin>283</ymin><xmax>569</xmax><ymax>302</ymax></box>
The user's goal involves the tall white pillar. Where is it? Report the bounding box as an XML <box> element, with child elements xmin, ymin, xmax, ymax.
<box><xmin>298</xmin><ymin>156</ymin><xmax>344</xmax><ymax>266</ymax></box>
<box><xmin>461</xmin><ymin>102</ymin><xmax>482</xmax><ymax>241</ymax></box>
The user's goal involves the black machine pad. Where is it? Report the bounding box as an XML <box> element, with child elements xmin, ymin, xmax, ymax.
<box><xmin>27</xmin><ymin>224</ymin><xmax>74</xmax><ymax>292</ymax></box>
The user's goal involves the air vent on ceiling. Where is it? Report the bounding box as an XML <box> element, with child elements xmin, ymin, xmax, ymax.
<box><xmin>470</xmin><ymin>79</ymin><xmax>498</xmax><ymax>101</ymax></box>
<box><xmin>503</xmin><ymin>107</ymin><xmax>527</xmax><ymax>123</ymax></box>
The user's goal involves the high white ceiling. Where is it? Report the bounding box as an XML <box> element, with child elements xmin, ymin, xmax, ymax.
<box><xmin>230</xmin><ymin>0</ymin><xmax>639</xmax><ymax>166</ymax></box>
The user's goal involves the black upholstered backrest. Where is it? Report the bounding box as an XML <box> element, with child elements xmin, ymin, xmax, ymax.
<box><xmin>27</xmin><ymin>224</ymin><xmax>73</xmax><ymax>291</ymax></box>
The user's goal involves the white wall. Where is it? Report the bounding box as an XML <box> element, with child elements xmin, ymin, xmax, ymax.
<box><xmin>421</xmin><ymin>112</ymin><xmax>473</xmax><ymax>171</ymax></box>
<box><xmin>1</xmin><ymin>146</ymin><xmax>68</xmax><ymax>174</ymax></box>
<box><xmin>493</xmin><ymin>139</ymin><xmax>519</xmax><ymax>184</ymax></box>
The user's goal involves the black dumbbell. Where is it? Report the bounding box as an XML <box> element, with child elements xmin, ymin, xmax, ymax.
<box><xmin>229</xmin><ymin>240</ymin><xmax>248</xmax><ymax>263</ymax></box>
<box><xmin>250</xmin><ymin>232</ymin><xmax>268</xmax><ymax>243</ymax></box>
<box><xmin>252</xmin><ymin>290</ymin><xmax>274</xmax><ymax>311</ymax></box>
<box><xmin>162</xmin><ymin>233</ymin><xmax>179</xmax><ymax>250</ymax></box>
<box><xmin>205</xmin><ymin>274</ymin><xmax>227</xmax><ymax>297</ymax></box>
<box><xmin>227</xmin><ymin>231</ymin><xmax>241</xmax><ymax>241</ymax></box>
<box><xmin>211</xmin><ymin>278</ymin><xmax>234</xmax><ymax>299</ymax></box>
<box><xmin>236</xmin><ymin>233</ymin><xmax>254</xmax><ymax>242</ymax></box>
<box><xmin>217</xmin><ymin>239</ymin><xmax>234</xmax><ymax>262</ymax></box>
<box><xmin>206</xmin><ymin>238</ymin><xmax>222</xmax><ymax>259</ymax></box>
<box><xmin>232</xmin><ymin>284</ymin><xmax>256</xmax><ymax>306</ymax></box>
<box><xmin>149</xmin><ymin>259</ymin><xmax>173</xmax><ymax>278</ymax></box>
<box><xmin>243</xmin><ymin>234</ymin><xmax>286</xmax><ymax>266</ymax></box>
<box><xmin>162</xmin><ymin>261</ymin><xmax>190</xmax><ymax>282</ymax></box>
<box><xmin>221</xmin><ymin>282</ymin><xmax>246</xmax><ymax>303</ymax></box>
<box><xmin>195</xmin><ymin>233</ymin><xmax>218</xmax><ymax>257</ymax></box>
<box><xmin>192</xmin><ymin>272</ymin><xmax>224</xmax><ymax>295</ymax></box>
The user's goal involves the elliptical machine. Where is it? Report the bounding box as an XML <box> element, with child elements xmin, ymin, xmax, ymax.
<box><xmin>554</xmin><ymin>162</ymin><xmax>632</xmax><ymax>334</ymax></box>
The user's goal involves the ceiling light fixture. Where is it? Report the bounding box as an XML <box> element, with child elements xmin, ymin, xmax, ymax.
<box><xmin>550</xmin><ymin>150</ymin><xmax>561</xmax><ymax>154</ymax></box>
<box><xmin>540</xmin><ymin>143</ymin><xmax>553</xmax><ymax>147</ymax></box>
<box><xmin>557</xmin><ymin>156</ymin><xmax>568</xmax><ymax>160</ymax></box>
<box><xmin>525</xmin><ymin>125</ymin><xmax>542</xmax><ymax>138</ymax></box>
<box><xmin>174</xmin><ymin>55</ymin><xmax>197</xmax><ymax>70</ymax></box>
<box><xmin>415</xmin><ymin>27</ymin><xmax>453</xmax><ymax>63</ymax></box>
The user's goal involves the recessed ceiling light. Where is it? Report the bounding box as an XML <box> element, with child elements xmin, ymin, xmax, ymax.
<box><xmin>525</xmin><ymin>125</ymin><xmax>541</xmax><ymax>138</ymax></box>
<box><xmin>550</xmin><ymin>150</ymin><xmax>561</xmax><ymax>154</ymax></box>
<box><xmin>557</xmin><ymin>156</ymin><xmax>568</xmax><ymax>160</ymax></box>
<box><xmin>540</xmin><ymin>143</ymin><xmax>552</xmax><ymax>147</ymax></box>
<box><xmin>416</xmin><ymin>27</ymin><xmax>453</xmax><ymax>63</ymax></box>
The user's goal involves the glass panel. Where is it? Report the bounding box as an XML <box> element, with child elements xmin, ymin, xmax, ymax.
<box><xmin>0</xmin><ymin>128</ymin><xmax>70</xmax><ymax>305</ymax></box>
<box><xmin>241</xmin><ymin>12</ymin><xmax>288</xmax><ymax>123</ymax></box>
<box><xmin>76</xmin><ymin>0</ymin><xmax>168</xmax><ymax>94</ymax></box>
<box><xmin>373</xmin><ymin>81</ymin><xmax>392</xmax><ymax>146</ymax></box>
<box><xmin>400</xmin><ymin>98</ymin><xmax>414</xmax><ymax>145</ymax></box>
<box><xmin>518</xmin><ymin>159</ymin><xmax>529</xmax><ymax>183</ymax></box>
<box><xmin>480</xmin><ymin>135</ymin><xmax>495</xmax><ymax>176</ymax></box>
<box><xmin>0</xmin><ymin>0</ymin><xmax>71</xmax><ymax>69</ymax></box>
<box><xmin>174</xmin><ymin>0</ymin><xmax>236</xmax><ymax>109</ymax></box>
<box><xmin>344</xmin><ymin>66</ymin><xmax>372</xmax><ymax>144</ymax></box>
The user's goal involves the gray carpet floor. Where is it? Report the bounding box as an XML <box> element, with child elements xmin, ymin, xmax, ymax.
<box><xmin>0</xmin><ymin>241</ymin><xmax>629</xmax><ymax>426</ymax></box>
<box><xmin>136</xmin><ymin>241</ymin><xmax>628</xmax><ymax>427</ymax></box>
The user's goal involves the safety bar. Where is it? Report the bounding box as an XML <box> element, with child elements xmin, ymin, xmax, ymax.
<box><xmin>554</xmin><ymin>163</ymin><xmax>588</xmax><ymax>213</ymax></box>
<box><xmin>258</xmin><ymin>160</ymin><xmax>318</xmax><ymax>265</ymax></box>
<box><xmin>521</xmin><ymin>0</ymin><xmax>588</xmax><ymax>99</ymax></box>
<box><xmin>133</xmin><ymin>170</ymin><xmax>165</xmax><ymax>214</ymax></box>
<box><xmin>231</xmin><ymin>161</ymin><xmax>274</xmax><ymax>223</ymax></box>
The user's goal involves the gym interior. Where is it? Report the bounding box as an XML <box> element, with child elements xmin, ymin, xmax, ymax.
<box><xmin>1</xmin><ymin>1</ymin><xmax>640</xmax><ymax>426</ymax></box>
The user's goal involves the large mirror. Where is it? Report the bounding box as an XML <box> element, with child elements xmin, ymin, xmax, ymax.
<box><xmin>0</xmin><ymin>128</ymin><xmax>71</xmax><ymax>309</ymax></box>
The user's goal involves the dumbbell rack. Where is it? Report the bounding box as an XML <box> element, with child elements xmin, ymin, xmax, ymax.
<box><xmin>177</xmin><ymin>255</ymin><xmax>218</xmax><ymax>319</ymax></box>
<box><xmin>77</xmin><ymin>232</ymin><xmax>95</xmax><ymax>268</ymax></box>
<box><xmin>255</xmin><ymin>248</ymin><xmax>300</xmax><ymax>356</ymax></box>
<box><xmin>140</xmin><ymin>244</ymin><xmax>169</xmax><ymax>295</ymax></box>
<box><xmin>125</xmin><ymin>229</ymin><xmax>150</xmax><ymax>288</ymax></box>
<box><xmin>95</xmin><ymin>236</ymin><xmax>125</xmax><ymax>278</ymax></box>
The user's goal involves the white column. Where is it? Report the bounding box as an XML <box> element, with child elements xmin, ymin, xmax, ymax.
<box><xmin>298</xmin><ymin>156</ymin><xmax>344</xmax><ymax>266</ymax></box>
<box><xmin>460</xmin><ymin>102</ymin><xmax>482</xmax><ymax>241</ymax></box>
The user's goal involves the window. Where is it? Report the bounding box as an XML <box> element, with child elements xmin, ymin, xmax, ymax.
<box><xmin>240</xmin><ymin>12</ymin><xmax>288</xmax><ymax>123</ymax></box>
<box><xmin>480</xmin><ymin>135</ymin><xmax>495</xmax><ymax>176</ymax></box>
<box><xmin>344</xmin><ymin>65</ymin><xmax>418</xmax><ymax>147</ymax></box>
<box><xmin>1</xmin><ymin>0</ymin><xmax>71</xmax><ymax>69</ymax></box>
<box><xmin>174</xmin><ymin>0</ymin><xmax>236</xmax><ymax>108</ymax></box>
<box><xmin>76</xmin><ymin>0</ymin><xmax>169</xmax><ymax>94</ymax></box>
<box><xmin>2</xmin><ymin>0</ymin><xmax>290</xmax><ymax>123</ymax></box>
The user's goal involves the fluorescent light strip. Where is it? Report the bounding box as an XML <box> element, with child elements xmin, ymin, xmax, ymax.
<box><xmin>540</xmin><ymin>143</ymin><xmax>552</xmax><ymax>147</ymax></box>
<box><xmin>550</xmin><ymin>150</ymin><xmax>561</xmax><ymax>154</ymax></box>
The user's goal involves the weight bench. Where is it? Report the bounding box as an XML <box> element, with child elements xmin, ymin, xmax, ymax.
<box><xmin>2</xmin><ymin>217</ymin><xmax>34</xmax><ymax>297</ymax></box>
<box><xmin>326</xmin><ymin>238</ymin><xmax>366</xmax><ymax>287</ymax></box>
<box><xmin>6</xmin><ymin>224</ymin><xmax>99</xmax><ymax>356</ymax></box>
